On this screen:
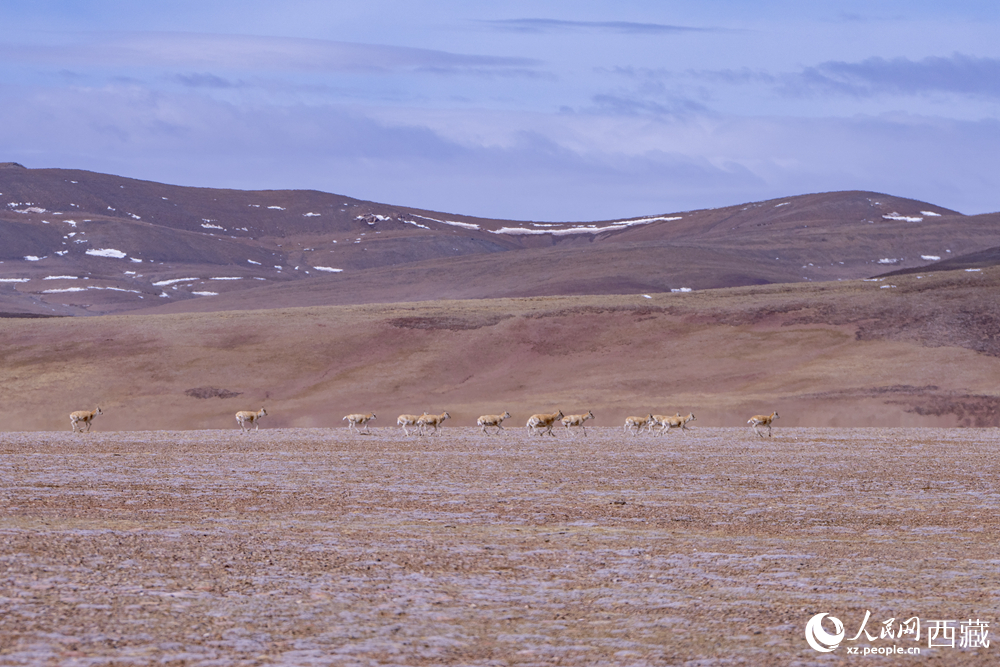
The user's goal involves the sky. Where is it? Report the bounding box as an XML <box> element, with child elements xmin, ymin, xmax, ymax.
<box><xmin>1</xmin><ymin>1</ymin><xmax>999</xmax><ymax>221</ymax></box>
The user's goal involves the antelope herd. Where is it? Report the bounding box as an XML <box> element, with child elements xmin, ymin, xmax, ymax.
<box><xmin>67</xmin><ymin>405</ymin><xmax>782</xmax><ymax>437</ymax></box>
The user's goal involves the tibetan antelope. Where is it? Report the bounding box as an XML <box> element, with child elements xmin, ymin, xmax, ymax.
<box><xmin>70</xmin><ymin>407</ymin><xmax>103</xmax><ymax>433</ymax></box>
<box><xmin>748</xmin><ymin>411</ymin><xmax>779</xmax><ymax>438</ymax></box>
<box><xmin>654</xmin><ymin>412</ymin><xmax>696</xmax><ymax>435</ymax></box>
<box><xmin>343</xmin><ymin>412</ymin><xmax>376</xmax><ymax>433</ymax></box>
<box><xmin>526</xmin><ymin>410</ymin><xmax>563</xmax><ymax>437</ymax></box>
<box><xmin>397</xmin><ymin>413</ymin><xmax>427</xmax><ymax>436</ymax></box>
<box><xmin>477</xmin><ymin>411</ymin><xmax>511</xmax><ymax>435</ymax></box>
<box><xmin>416</xmin><ymin>411</ymin><xmax>450</xmax><ymax>435</ymax></box>
<box><xmin>561</xmin><ymin>410</ymin><xmax>595</xmax><ymax>436</ymax></box>
<box><xmin>236</xmin><ymin>407</ymin><xmax>267</xmax><ymax>432</ymax></box>
<box><xmin>624</xmin><ymin>414</ymin><xmax>653</xmax><ymax>436</ymax></box>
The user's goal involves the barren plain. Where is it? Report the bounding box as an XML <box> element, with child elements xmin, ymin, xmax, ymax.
<box><xmin>1</xmin><ymin>426</ymin><xmax>997</xmax><ymax>666</ymax></box>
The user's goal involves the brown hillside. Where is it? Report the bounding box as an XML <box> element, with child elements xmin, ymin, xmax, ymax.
<box><xmin>3</xmin><ymin>267</ymin><xmax>999</xmax><ymax>432</ymax></box>
<box><xmin>2</xmin><ymin>167</ymin><xmax>998</xmax><ymax>315</ymax></box>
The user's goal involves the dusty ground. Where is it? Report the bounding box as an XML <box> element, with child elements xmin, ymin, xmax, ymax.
<box><xmin>1</xmin><ymin>426</ymin><xmax>997</xmax><ymax>666</ymax></box>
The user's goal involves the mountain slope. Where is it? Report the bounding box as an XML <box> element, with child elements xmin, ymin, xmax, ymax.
<box><xmin>1</xmin><ymin>164</ymin><xmax>998</xmax><ymax>315</ymax></box>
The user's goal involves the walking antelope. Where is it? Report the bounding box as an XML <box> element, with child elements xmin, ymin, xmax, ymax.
<box><xmin>649</xmin><ymin>413</ymin><xmax>679</xmax><ymax>435</ymax></box>
<box><xmin>477</xmin><ymin>411</ymin><xmax>511</xmax><ymax>435</ymax></box>
<box><xmin>526</xmin><ymin>410</ymin><xmax>563</xmax><ymax>437</ymax></box>
<box><xmin>343</xmin><ymin>412</ymin><xmax>376</xmax><ymax>433</ymax></box>
<box><xmin>624</xmin><ymin>414</ymin><xmax>654</xmax><ymax>436</ymax></box>
<box><xmin>236</xmin><ymin>407</ymin><xmax>267</xmax><ymax>432</ymax></box>
<box><xmin>561</xmin><ymin>410</ymin><xmax>595</xmax><ymax>436</ymax></box>
<box><xmin>748</xmin><ymin>411</ymin><xmax>779</xmax><ymax>438</ymax></box>
<box><xmin>654</xmin><ymin>412</ymin><xmax>696</xmax><ymax>435</ymax></box>
<box><xmin>416</xmin><ymin>411</ymin><xmax>450</xmax><ymax>435</ymax></box>
<box><xmin>397</xmin><ymin>413</ymin><xmax>427</xmax><ymax>436</ymax></box>
<box><xmin>70</xmin><ymin>407</ymin><xmax>103</xmax><ymax>433</ymax></box>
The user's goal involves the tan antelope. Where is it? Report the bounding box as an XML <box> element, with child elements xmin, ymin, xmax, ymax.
<box><xmin>416</xmin><ymin>411</ymin><xmax>450</xmax><ymax>435</ymax></box>
<box><xmin>526</xmin><ymin>410</ymin><xmax>563</xmax><ymax>437</ymax></box>
<box><xmin>477</xmin><ymin>411</ymin><xmax>511</xmax><ymax>435</ymax></box>
<box><xmin>343</xmin><ymin>412</ymin><xmax>376</xmax><ymax>433</ymax></box>
<box><xmin>624</xmin><ymin>414</ymin><xmax>654</xmax><ymax>436</ymax></box>
<box><xmin>70</xmin><ymin>407</ymin><xmax>103</xmax><ymax>433</ymax></box>
<box><xmin>654</xmin><ymin>412</ymin><xmax>696</xmax><ymax>435</ymax></box>
<box><xmin>748</xmin><ymin>411</ymin><xmax>779</xmax><ymax>437</ymax></box>
<box><xmin>561</xmin><ymin>410</ymin><xmax>595</xmax><ymax>436</ymax></box>
<box><xmin>397</xmin><ymin>413</ymin><xmax>427</xmax><ymax>436</ymax></box>
<box><xmin>649</xmin><ymin>413</ymin><xmax>680</xmax><ymax>434</ymax></box>
<box><xmin>236</xmin><ymin>407</ymin><xmax>267</xmax><ymax>432</ymax></box>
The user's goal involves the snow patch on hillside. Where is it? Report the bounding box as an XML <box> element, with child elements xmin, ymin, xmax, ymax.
<box><xmin>882</xmin><ymin>213</ymin><xmax>922</xmax><ymax>222</ymax></box>
<box><xmin>86</xmin><ymin>249</ymin><xmax>127</xmax><ymax>259</ymax></box>
<box><xmin>490</xmin><ymin>216</ymin><xmax>682</xmax><ymax>236</ymax></box>
<box><xmin>410</xmin><ymin>214</ymin><xmax>481</xmax><ymax>230</ymax></box>
<box><xmin>152</xmin><ymin>278</ymin><xmax>198</xmax><ymax>286</ymax></box>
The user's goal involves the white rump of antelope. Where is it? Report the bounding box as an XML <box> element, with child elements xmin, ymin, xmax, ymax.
<box><xmin>416</xmin><ymin>411</ymin><xmax>450</xmax><ymax>435</ymax></box>
<box><xmin>748</xmin><ymin>411</ymin><xmax>779</xmax><ymax>437</ymax></box>
<box><xmin>561</xmin><ymin>410</ymin><xmax>595</xmax><ymax>436</ymax></box>
<box><xmin>623</xmin><ymin>414</ymin><xmax>654</xmax><ymax>436</ymax></box>
<box><xmin>343</xmin><ymin>412</ymin><xmax>376</xmax><ymax>433</ymax></box>
<box><xmin>651</xmin><ymin>412</ymin><xmax>696</xmax><ymax>435</ymax></box>
<box><xmin>526</xmin><ymin>410</ymin><xmax>563</xmax><ymax>437</ymax></box>
<box><xmin>236</xmin><ymin>407</ymin><xmax>267</xmax><ymax>432</ymax></box>
<box><xmin>477</xmin><ymin>411</ymin><xmax>511</xmax><ymax>435</ymax></box>
<box><xmin>70</xmin><ymin>407</ymin><xmax>103</xmax><ymax>433</ymax></box>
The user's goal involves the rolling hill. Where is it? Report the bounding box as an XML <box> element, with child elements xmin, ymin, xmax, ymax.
<box><xmin>2</xmin><ymin>163</ymin><xmax>999</xmax><ymax>315</ymax></box>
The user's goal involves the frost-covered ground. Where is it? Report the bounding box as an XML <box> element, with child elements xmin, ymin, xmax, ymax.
<box><xmin>0</xmin><ymin>427</ymin><xmax>997</xmax><ymax>666</ymax></box>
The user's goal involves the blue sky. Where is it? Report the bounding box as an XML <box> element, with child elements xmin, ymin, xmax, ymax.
<box><xmin>2</xmin><ymin>1</ymin><xmax>999</xmax><ymax>221</ymax></box>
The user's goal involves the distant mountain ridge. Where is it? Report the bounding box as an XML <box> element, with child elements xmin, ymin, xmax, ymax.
<box><xmin>1</xmin><ymin>166</ymin><xmax>998</xmax><ymax>316</ymax></box>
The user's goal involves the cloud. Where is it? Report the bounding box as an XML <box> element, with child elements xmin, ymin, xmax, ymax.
<box><xmin>479</xmin><ymin>18</ymin><xmax>717</xmax><ymax>35</ymax></box>
<box><xmin>174</xmin><ymin>73</ymin><xmax>241</xmax><ymax>89</ymax></box>
<box><xmin>793</xmin><ymin>53</ymin><xmax>1000</xmax><ymax>98</ymax></box>
<box><xmin>589</xmin><ymin>94</ymin><xmax>710</xmax><ymax>118</ymax></box>
<box><xmin>0</xmin><ymin>31</ymin><xmax>541</xmax><ymax>76</ymax></box>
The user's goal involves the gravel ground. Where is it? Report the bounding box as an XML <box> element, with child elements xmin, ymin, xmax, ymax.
<box><xmin>0</xmin><ymin>426</ymin><xmax>997</xmax><ymax>666</ymax></box>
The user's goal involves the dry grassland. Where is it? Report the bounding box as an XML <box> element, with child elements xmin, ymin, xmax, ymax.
<box><xmin>3</xmin><ymin>269</ymin><xmax>1000</xmax><ymax>433</ymax></box>
<box><xmin>1</xmin><ymin>426</ymin><xmax>997</xmax><ymax>665</ymax></box>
